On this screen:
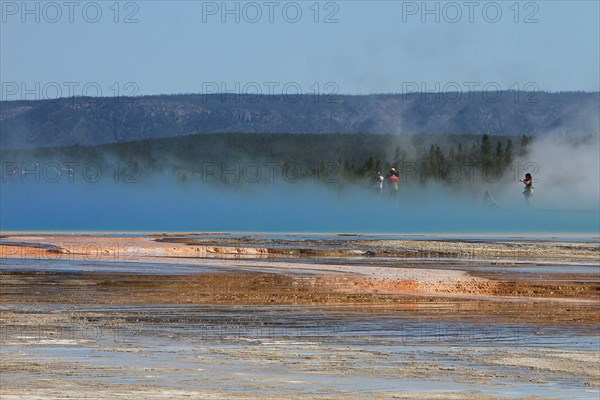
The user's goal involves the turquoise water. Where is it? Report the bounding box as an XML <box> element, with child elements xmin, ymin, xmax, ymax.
<box><xmin>2</xmin><ymin>179</ymin><xmax>599</xmax><ymax>235</ymax></box>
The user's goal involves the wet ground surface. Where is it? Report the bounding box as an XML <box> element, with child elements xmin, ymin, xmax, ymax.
<box><xmin>1</xmin><ymin>234</ymin><xmax>599</xmax><ymax>399</ymax></box>
<box><xmin>1</xmin><ymin>304</ymin><xmax>599</xmax><ymax>399</ymax></box>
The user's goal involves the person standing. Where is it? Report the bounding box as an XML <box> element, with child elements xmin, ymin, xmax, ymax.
<box><xmin>373</xmin><ymin>171</ymin><xmax>384</xmax><ymax>195</ymax></box>
<box><xmin>519</xmin><ymin>173</ymin><xmax>534</xmax><ymax>205</ymax></box>
<box><xmin>389</xmin><ymin>168</ymin><xmax>400</xmax><ymax>203</ymax></box>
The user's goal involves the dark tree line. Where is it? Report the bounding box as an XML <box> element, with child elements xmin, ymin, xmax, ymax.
<box><xmin>1</xmin><ymin>132</ymin><xmax>534</xmax><ymax>186</ymax></box>
<box><xmin>333</xmin><ymin>134</ymin><xmax>531</xmax><ymax>183</ymax></box>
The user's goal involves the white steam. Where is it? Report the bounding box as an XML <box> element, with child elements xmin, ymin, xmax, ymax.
<box><xmin>516</xmin><ymin>133</ymin><xmax>600</xmax><ymax>210</ymax></box>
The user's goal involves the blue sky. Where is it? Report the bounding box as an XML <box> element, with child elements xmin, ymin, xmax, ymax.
<box><xmin>1</xmin><ymin>0</ymin><xmax>599</xmax><ymax>99</ymax></box>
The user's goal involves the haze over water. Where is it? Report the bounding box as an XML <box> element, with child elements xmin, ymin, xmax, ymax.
<box><xmin>2</xmin><ymin>177</ymin><xmax>598</xmax><ymax>236</ymax></box>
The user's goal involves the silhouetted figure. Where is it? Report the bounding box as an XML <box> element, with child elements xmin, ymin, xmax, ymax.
<box><xmin>519</xmin><ymin>173</ymin><xmax>534</xmax><ymax>205</ymax></box>
<box><xmin>373</xmin><ymin>171</ymin><xmax>384</xmax><ymax>195</ymax></box>
<box><xmin>389</xmin><ymin>168</ymin><xmax>399</xmax><ymax>203</ymax></box>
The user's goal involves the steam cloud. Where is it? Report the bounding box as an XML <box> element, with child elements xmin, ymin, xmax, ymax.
<box><xmin>1</xmin><ymin>154</ymin><xmax>598</xmax><ymax>235</ymax></box>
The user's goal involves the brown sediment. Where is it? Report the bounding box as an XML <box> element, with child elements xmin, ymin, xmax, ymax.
<box><xmin>1</xmin><ymin>235</ymin><xmax>599</xmax><ymax>310</ymax></box>
<box><xmin>351</xmin><ymin>239</ymin><xmax>600</xmax><ymax>263</ymax></box>
<box><xmin>1</xmin><ymin>268</ymin><xmax>598</xmax><ymax>325</ymax></box>
<box><xmin>155</xmin><ymin>235</ymin><xmax>600</xmax><ymax>262</ymax></box>
<box><xmin>1</xmin><ymin>234</ymin><xmax>600</xmax><ymax>399</ymax></box>
<box><xmin>3</xmin><ymin>234</ymin><xmax>599</xmax><ymax>262</ymax></box>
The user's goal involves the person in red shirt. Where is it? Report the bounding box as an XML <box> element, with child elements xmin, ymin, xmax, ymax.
<box><xmin>389</xmin><ymin>168</ymin><xmax>399</xmax><ymax>203</ymax></box>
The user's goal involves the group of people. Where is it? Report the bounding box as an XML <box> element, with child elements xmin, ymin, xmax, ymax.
<box><xmin>374</xmin><ymin>168</ymin><xmax>535</xmax><ymax>207</ymax></box>
<box><xmin>373</xmin><ymin>168</ymin><xmax>400</xmax><ymax>201</ymax></box>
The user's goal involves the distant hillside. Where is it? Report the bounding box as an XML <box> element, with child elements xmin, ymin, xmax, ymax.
<box><xmin>1</xmin><ymin>92</ymin><xmax>598</xmax><ymax>148</ymax></box>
